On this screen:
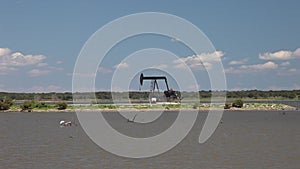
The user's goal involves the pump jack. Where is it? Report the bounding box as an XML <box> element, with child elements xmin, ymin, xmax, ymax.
<box><xmin>139</xmin><ymin>73</ymin><xmax>181</xmax><ymax>103</ymax></box>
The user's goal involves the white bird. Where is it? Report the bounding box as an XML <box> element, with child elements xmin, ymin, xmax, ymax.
<box><xmin>59</xmin><ymin>120</ymin><xmax>65</xmax><ymax>125</ymax></box>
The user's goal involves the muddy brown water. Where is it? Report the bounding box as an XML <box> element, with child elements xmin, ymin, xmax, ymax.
<box><xmin>0</xmin><ymin>110</ymin><xmax>299</xmax><ymax>169</ymax></box>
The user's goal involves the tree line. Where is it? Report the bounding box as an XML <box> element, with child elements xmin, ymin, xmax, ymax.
<box><xmin>0</xmin><ymin>90</ymin><xmax>299</xmax><ymax>101</ymax></box>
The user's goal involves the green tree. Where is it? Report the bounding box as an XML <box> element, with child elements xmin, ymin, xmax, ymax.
<box><xmin>35</xmin><ymin>102</ymin><xmax>50</xmax><ymax>109</ymax></box>
<box><xmin>232</xmin><ymin>99</ymin><xmax>244</xmax><ymax>108</ymax></box>
<box><xmin>57</xmin><ymin>101</ymin><xmax>68</xmax><ymax>110</ymax></box>
<box><xmin>20</xmin><ymin>100</ymin><xmax>35</xmax><ymax>112</ymax></box>
<box><xmin>0</xmin><ymin>98</ymin><xmax>13</xmax><ymax>111</ymax></box>
<box><xmin>224</xmin><ymin>103</ymin><xmax>232</xmax><ymax>109</ymax></box>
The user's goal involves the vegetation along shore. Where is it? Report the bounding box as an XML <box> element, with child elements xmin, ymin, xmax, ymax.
<box><xmin>1</xmin><ymin>90</ymin><xmax>299</xmax><ymax>112</ymax></box>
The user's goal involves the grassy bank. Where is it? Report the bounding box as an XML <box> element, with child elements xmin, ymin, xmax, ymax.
<box><xmin>1</xmin><ymin>102</ymin><xmax>297</xmax><ymax>112</ymax></box>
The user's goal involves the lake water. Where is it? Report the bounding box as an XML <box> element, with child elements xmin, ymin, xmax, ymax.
<box><xmin>0</xmin><ymin>110</ymin><xmax>299</xmax><ymax>169</ymax></box>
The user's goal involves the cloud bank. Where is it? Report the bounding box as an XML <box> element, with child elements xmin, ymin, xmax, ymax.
<box><xmin>259</xmin><ymin>48</ymin><xmax>300</xmax><ymax>60</ymax></box>
<box><xmin>173</xmin><ymin>51</ymin><xmax>225</xmax><ymax>70</ymax></box>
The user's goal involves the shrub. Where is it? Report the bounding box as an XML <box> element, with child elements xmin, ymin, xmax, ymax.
<box><xmin>20</xmin><ymin>100</ymin><xmax>35</xmax><ymax>111</ymax></box>
<box><xmin>224</xmin><ymin>103</ymin><xmax>231</xmax><ymax>109</ymax></box>
<box><xmin>193</xmin><ymin>103</ymin><xmax>199</xmax><ymax>109</ymax></box>
<box><xmin>163</xmin><ymin>104</ymin><xmax>181</xmax><ymax>109</ymax></box>
<box><xmin>232</xmin><ymin>99</ymin><xmax>244</xmax><ymax>108</ymax></box>
<box><xmin>36</xmin><ymin>102</ymin><xmax>50</xmax><ymax>109</ymax></box>
<box><xmin>57</xmin><ymin>102</ymin><xmax>68</xmax><ymax>110</ymax></box>
<box><xmin>0</xmin><ymin>102</ymin><xmax>10</xmax><ymax>110</ymax></box>
<box><xmin>0</xmin><ymin>98</ymin><xmax>13</xmax><ymax>111</ymax></box>
<box><xmin>98</xmin><ymin>104</ymin><xmax>118</xmax><ymax>109</ymax></box>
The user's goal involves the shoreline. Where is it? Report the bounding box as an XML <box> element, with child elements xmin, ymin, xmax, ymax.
<box><xmin>1</xmin><ymin>103</ymin><xmax>298</xmax><ymax>113</ymax></box>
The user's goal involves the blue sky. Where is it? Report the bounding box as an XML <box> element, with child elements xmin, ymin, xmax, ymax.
<box><xmin>0</xmin><ymin>0</ymin><xmax>299</xmax><ymax>92</ymax></box>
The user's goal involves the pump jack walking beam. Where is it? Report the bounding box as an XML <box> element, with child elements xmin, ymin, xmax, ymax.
<box><xmin>139</xmin><ymin>73</ymin><xmax>169</xmax><ymax>91</ymax></box>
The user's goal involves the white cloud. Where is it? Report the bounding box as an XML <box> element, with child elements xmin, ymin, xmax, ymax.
<box><xmin>0</xmin><ymin>66</ymin><xmax>17</xmax><ymax>75</ymax></box>
<box><xmin>0</xmin><ymin>48</ymin><xmax>11</xmax><ymax>56</ymax></box>
<box><xmin>229</xmin><ymin>58</ymin><xmax>248</xmax><ymax>65</ymax></box>
<box><xmin>259</xmin><ymin>48</ymin><xmax>300</xmax><ymax>60</ymax></box>
<box><xmin>113</xmin><ymin>62</ymin><xmax>129</xmax><ymax>69</ymax></box>
<box><xmin>47</xmin><ymin>66</ymin><xmax>63</xmax><ymax>71</ymax></box>
<box><xmin>37</xmin><ymin>62</ymin><xmax>48</xmax><ymax>67</ymax></box>
<box><xmin>228</xmin><ymin>87</ymin><xmax>258</xmax><ymax>91</ymax></box>
<box><xmin>225</xmin><ymin>61</ymin><xmax>278</xmax><ymax>74</ymax></box>
<box><xmin>240</xmin><ymin>61</ymin><xmax>278</xmax><ymax>70</ymax></box>
<box><xmin>276</xmin><ymin>68</ymin><xmax>300</xmax><ymax>76</ymax></box>
<box><xmin>226</xmin><ymin>48</ymin><xmax>300</xmax><ymax>75</ymax></box>
<box><xmin>173</xmin><ymin>51</ymin><xmax>225</xmax><ymax>70</ymax></box>
<box><xmin>98</xmin><ymin>66</ymin><xmax>113</xmax><ymax>74</ymax></box>
<box><xmin>288</xmin><ymin>68</ymin><xmax>297</xmax><ymax>72</ymax></box>
<box><xmin>267</xmin><ymin>84</ymin><xmax>300</xmax><ymax>91</ymax></box>
<box><xmin>224</xmin><ymin>67</ymin><xmax>243</xmax><ymax>74</ymax></box>
<box><xmin>28</xmin><ymin>69</ymin><xmax>50</xmax><ymax>77</ymax></box>
<box><xmin>67</xmin><ymin>72</ymin><xmax>96</xmax><ymax>78</ymax></box>
<box><xmin>229</xmin><ymin>61</ymin><xmax>243</xmax><ymax>65</ymax></box>
<box><xmin>56</xmin><ymin>60</ymin><xmax>63</xmax><ymax>64</ymax></box>
<box><xmin>6</xmin><ymin>52</ymin><xmax>46</xmax><ymax>66</ymax></box>
<box><xmin>294</xmin><ymin>48</ymin><xmax>300</xmax><ymax>56</ymax></box>
<box><xmin>280</xmin><ymin>61</ymin><xmax>290</xmax><ymax>66</ymax></box>
<box><xmin>0</xmin><ymin>47</ymin><xmax>47</xmax><ymax>74</ymax></box>
<box><xmin>26</xmin><ymin>85</ymin><xmax>65</xmax><ymax>93</ymax></box>
<box><xmin>175</xmin><ymin>51</ymin><xmax>224</xmax><ymax>63</ymax></box>
<box><xmin>150</xmin><ymin>64</ymin><xmax>168</xmax><ymax>69</ymax></box>
<box><xmin>188</xmin><ymin>84</ymin><xmax>200</xmax><ymax>90</ymax></box>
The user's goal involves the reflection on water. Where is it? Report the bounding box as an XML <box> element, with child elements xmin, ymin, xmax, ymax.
<box><xmin>0</xmin><ymin>111</ymin><xmax>299</xmax><ymax>169</ymax></box>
